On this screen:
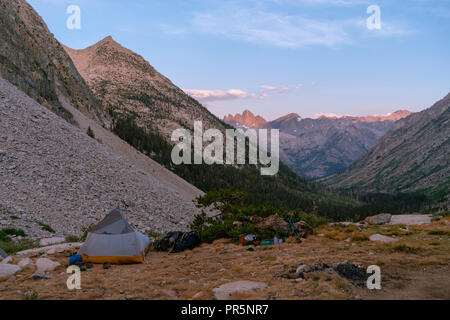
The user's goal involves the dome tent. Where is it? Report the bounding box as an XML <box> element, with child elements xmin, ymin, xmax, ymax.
<box><xmin>78</xmin><ymin>207</ymin><xmax>150</xmax><ymax>264</ymax></box>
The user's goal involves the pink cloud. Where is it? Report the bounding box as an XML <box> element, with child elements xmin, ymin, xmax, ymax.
<box><xmin>183</xmin><ymin>89</ymin><xmax>255</xmax><ymax>102</ymax></box>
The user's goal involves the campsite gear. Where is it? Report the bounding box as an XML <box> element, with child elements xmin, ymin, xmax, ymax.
<box><xmin>273</xmin><ymin>236</ymin><xmax>283</xmax><ymax>245</ymax></box>
<box><xmin>260</xmin><ymin>240</ymin><xmax>274</xmax><ymax>246</ymax></box>
<box><xmin>153</xmin><ymin>231</ymin><xmax>200</xmax><ymax>253</ymax></box>
<box><xmin>70</xmin><ymin>261</ymin><xmax>86</xmax><ymax>271</ymax></box>
<box><xmin>239</xmin><ymin>234</ymin><xmax>256</xmax><ymax>246</ymax></box>
<box><xmin>247</xmin><ymin>245</ymin><xmax>254</xmax><ymax>251</ymax></box>
<box><xmin>78</xmin><ymin>207</ymin><xmax>150</xmax><ymax>264</ymax></box>
<box><xmin>285</xmin><ymin>215</ymin><xmax>299</xmax><ymax>240</ymax></box>
<box><xmin>244</xmin><ymin>235</ymin><xmax>256</xmax><ymax>245</ymax></box>
<box><xmin>69</xmin><ymin>254</ymin><xmax>82</xmax><ymax>265</ymax></box>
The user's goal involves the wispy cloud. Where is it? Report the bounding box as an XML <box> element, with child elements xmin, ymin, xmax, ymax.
<box><xmin>158</xmin><ymin>23</ymin><xmax>187</xmax><ymax>36</ymax></box>
<box><xmin>183</xmin><ymin>89</ymin><xmax>258</xmax><ymax>102</ymax></box>
<box><xmin>260</xmin><ymin>84</ymin><xmax>303</xmax><ymax>95</ymax></box>
<box><xmin>260</xmin><ymin>85</ymin><xmax>290</xmax><ymax>93</ymax></box>
<box><xmin>157</xmin><ymin>1</ymin><xmax>416</xmax><ymax>49</ymax></box>
<box><xmin>192</xmin><ymin>10</ymin><xmax>353</xmax><ymax>48</ymax></box>
<box><xmin>275</xmin><ymin>0</ymin><xmax>371</xmax><ymax>6</ymax></box>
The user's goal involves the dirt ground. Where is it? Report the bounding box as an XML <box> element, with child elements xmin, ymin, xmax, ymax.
<box><xmin>1</xmin><ymin>218</ymin><xmax>449</xmax><ymax>300</ymax></box>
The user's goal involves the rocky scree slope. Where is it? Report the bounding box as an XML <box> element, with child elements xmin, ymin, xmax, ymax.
<box><xmin>0</xmin><ymin>78</ymin><xmax>200</xmax><ymax>239</ymax></box>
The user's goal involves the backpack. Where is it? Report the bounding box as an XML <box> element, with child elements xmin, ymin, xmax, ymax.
<box><xmin>153</xmin><ymin>231</ymin><xmax>200</xmax><ymax>253</ymax></box>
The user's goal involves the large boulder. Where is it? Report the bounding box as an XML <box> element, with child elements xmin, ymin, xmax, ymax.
<box><xmin>18</xmin><ymin>257</ymin><xmax>34</xmax><ymax>268</ymax></box>
<box><xmin>0</xmin><ymin>256</ymin><xmax>13</xmax><ymax>264</ymax></box>
<box><xmin>39</xmin><ymin>237</ymin><xmax>65</xmax><ymax>246</ymax></box>
<box><xmin>389</xmin><ymin>214</ymin><xmax>431</xmax><ymax>226</ymax></box>
<box><xmin>0</xmin><ymin>264</ymin><xmax>21</xmax><ymax>280</ymax></box>
<box><xmin>369</xmin><ymin>234</ymin><xmax>398</xmax><ymax>243</ymax></box>
<box><xmin>212</xmin><ymin>281</ymin><xmax>268</xmax><ymax>300</ymax></box>
<box><xmin>16</xmin><ymin>242</ymin><xmax>83</xmax><ymax>257</ymax></box>
<box><xmin>365</xmin><ymin>213</ymin><xmax>392</xmax><ymax>225</ymax></box>
<box><xmin>255</xmin><ymin>215</ymin><xmax>288</xmax><ymax>233</ymax></box>
<box><xmin>35</xmin><ymin>258</ymin><xmax>60</xmax><ymax>272</ymax></box>
<box><xmin>294</xmin><ymin>221</ymin><xmax>313</xmax><ymax>238</ymax></box>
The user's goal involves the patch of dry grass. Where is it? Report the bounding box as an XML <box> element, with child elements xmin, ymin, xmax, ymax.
<box><xmin>1</xmin><ymin>218</ymin><xmax>448</xmax><ymax>300</ymax></box>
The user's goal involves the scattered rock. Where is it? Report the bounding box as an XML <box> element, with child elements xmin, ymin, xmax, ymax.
<box><xmin>296</xmin><ymin>264</ymin><xmax>309</xmax><ymax>274</ymax></box>
<box><xmin>192</xmin><ymin>291</ymin><xmax>206</xmax><ymax>299</ymax></box>
<box><xmin>35</xmin><ymin>258</ymin><xmax>60</xmax><ymax>272</ymax></box>
<box><xmin>18</xmin><ymin>258</ymin><xmax>33</xmax><ymax>268</ymax></box>
<box><xmin>328</xmin><ymin>222</ymin><xmax>363</xmax><ymax>227</ymax></box>
<box><xmin>389</xmin><ymin>214</ymin><xmax>431</xmax><ymax>226</ymax></box>
<box><xmin>212</xmin><ymin>281</ymin><xmax>268</xmax><ymax>300</ymax></box>
<box><xmin>28</xmin><ymin>270</ymin><xmax>53</xmax><ymax>280</ymax></box>
<box><xmin>365</xmin><ymin>213</ymin><xmax>392</xmax><ymax>225</ymax></box>
<box><xmin>314</xmin><ymin>259</ymin><xmax>326</xmax><ymax>270</ymax></box>
<box><xmin>0</xmin><ymin>256</ymin><xmax>13</xmax><ymax>264</ymax></box>
<box><xmin>39</xmin><ymin>237</ymin><xmax>65</xmax><ymax>246</ymax></box>
<box><xmin>163</xmin><ymin>289</ymin><xmax>177</xmax><ymax>298</ymax></box>
<box><xmin>324</xmin><ymin>267</ymin><xmax>336</xmax><ymax>274</ymax></box>
<box><xmin>0</xmin><ymin>249</ymin><xmax>7</xmax><ymax>260</ymax></box>
<box><xmin>0</xmin><ymin>264</ymin><xmax>22</xmax><ymax>280</ymax></box>
<box><xmin>103</xmin><ymin>262</ymin><xmax>111</xmax><ymax>270</ymax></box>
<box><xmin>153</xmin><ymin>281</ymin><xmax>165</xmax><ymax>287</ymax></box>
<box><xmin>369</xmin><ymin>234</ymin><xmax>398</xmax><ymax>243</ymax></box>
<box><xmin>22</xmin><ymin>289</ymin><xmax>38</xmax><ymax>300</ymax></box>
<box><xmin>335</xmin><ymin>262</ymin><xmax>368</xmax><ymax>286</ymax></box>
<box><xmin>294</xmin><ymin>221</ymin><xmax>313</xmax><ymax>238</ymax></box>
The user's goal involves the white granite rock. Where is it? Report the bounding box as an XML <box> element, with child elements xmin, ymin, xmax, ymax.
<box><xmin>39</xmin><ymin>237</ymin><xmax>65</xmax><ymax>246</ymax></box>
<box><xmin>35</xmin><ymin>258</ymin><xmax>60</xmax><ymax>272</ymax></box>
<box><xmin>0</xmin><ymin>264</ymin><xmax>21</xmax><ymax>280</ymax></box>
<box><xmin>369</xmin><ymin>234</ymin><xmax>398</xmax><ymax>243</ymax></box>
<box><xmin>212</xmin><ymin>281</ymin><xmax>268</xmax><ymax>300</ymax></box>
<box><xmin>389</xmin><ymin>214</ymin><xmax>431</xmax><ymax>226</ymax></box>
<box><xmin>18</xmin><ymin>257</ymin><xmax>34</xmax><ymax>268</ymax></box>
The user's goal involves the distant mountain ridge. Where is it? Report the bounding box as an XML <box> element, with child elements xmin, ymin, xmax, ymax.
<box><xmin>224</xmin><ymin>109</ymin><xmax>413</xmax><ymax>178</ymax></box>
<box><xmin>224</xmin><ymin>110</ymin><xmax>268</xmax><ymax>128</ymax></box>
<box><xmin>324</xmin><ymin>93</ymin><xmax>450</xmax><ymax>206</ymax></box>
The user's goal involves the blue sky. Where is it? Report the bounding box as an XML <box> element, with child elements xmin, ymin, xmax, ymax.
<box><xmin>28</xmin><ymin>0</ymin><xmax>450</xmax><ymax>120</ymax></box>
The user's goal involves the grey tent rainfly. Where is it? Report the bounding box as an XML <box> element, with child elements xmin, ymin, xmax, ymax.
<box><xmin>78</xmin><ymin>208</ymin><xmax>150</xmax><ymax>264</ymax></box>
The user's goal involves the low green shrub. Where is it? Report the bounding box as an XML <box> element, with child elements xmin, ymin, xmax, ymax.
<box><xmin>0</xmin><ymin>239</ymin><xmax>37</xmax><ymax>255</ymax></box>
<box><xmin>38</xmin><ymin>222</ymin><xmax>55</xmax><ymax>233</ymax></box>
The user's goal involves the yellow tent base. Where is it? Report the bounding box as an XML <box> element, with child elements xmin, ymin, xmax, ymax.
<box><xmin>81</xmin><ymin>254</ymin><xmax>144</xmax><ymax>264</ymax></box>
